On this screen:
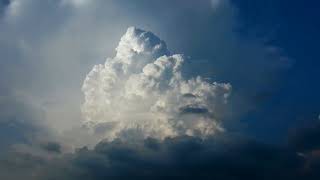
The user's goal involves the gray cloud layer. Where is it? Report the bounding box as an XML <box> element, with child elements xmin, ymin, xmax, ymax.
<box><xmin>1</xmin><ymin>134</ymin><xmax>320</xmax><ymax>180</ymax></box>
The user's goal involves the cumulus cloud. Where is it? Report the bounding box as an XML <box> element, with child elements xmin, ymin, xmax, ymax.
<box><xmin>82</xmin><ymin>27</ymin><xmax>231</xmax><ymax>141</ymax></box>
<box><xmin>0</xmin><ymin>0</ymin><xmax>290</xmax><ymax>144</ymax></box>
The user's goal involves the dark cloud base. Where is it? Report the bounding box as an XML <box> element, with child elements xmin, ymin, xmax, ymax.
<box><xmin>1</xmin><ymin>134</ymin><xmax>319</xmax><ymax>180</ymax></box>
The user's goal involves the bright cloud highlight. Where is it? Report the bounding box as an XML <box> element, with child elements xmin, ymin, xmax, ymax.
<box><xmin>81</xmin><ymin>27</ymin><xmax>231</xmax><ymax>141</ymax></box>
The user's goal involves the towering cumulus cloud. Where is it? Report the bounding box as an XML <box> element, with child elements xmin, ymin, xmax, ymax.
<box><xmin>82</xmin><ymin>27</ymin><xmax>231</xmax><ymax>141</ymax></box>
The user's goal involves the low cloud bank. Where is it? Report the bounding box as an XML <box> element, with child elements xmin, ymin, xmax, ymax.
<box><xmin>2</xmin><ymin>134</ymin><xmax>320</xmax><ymax>180</ymax></box>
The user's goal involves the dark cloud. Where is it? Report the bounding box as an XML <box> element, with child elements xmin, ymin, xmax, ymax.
<box><xmin>179</xmin><ymin>105</ymin><xmax>209</xmax><ymax>115</ymax></box>
<box><xmin>288</xmin><ymin>122</ymin><xmax>320</xmax><ymax>152</ymax></box>
<box><xmin>1</xmin><ymin>135</ymin><xmax>319</xmax><ymax>180</ymax></box>
<box><xmin>286</xmin><ymin>121</ymin><xmax>320</xmax><ymax>179</ymax></box>
<box><xmin>182</xmin><ymin>93</ymin><xmax>197</xmax><ymax>99</ymax></box>
<box><xmin>40</xmin><ymin>142</ymin><xmax>61</xmax><ymax>154</ymax></box>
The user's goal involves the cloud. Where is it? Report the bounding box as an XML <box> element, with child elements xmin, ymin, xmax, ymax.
<box><xmin>286</xmin><ymin>120</ymin><xmax>320</xmax><ymax>177</ymax></box>
<box><xmin>0</xmin><ymin>0</ymin><xmax>290</xmax><ymax>144</ymax></box>
<box><xmin>81</xmin><ymin>27</ymin><xmax>231</xmax><ymax>141</ymax></box>
<box><xmin>288</xmin><ymin>121</ymin><xmax>320</xmax><ymax>153</ymax></box>
<box><xmin>40</xmin><ymin>142</ymin><xmax>62</xmax><ymax>154</ymax></box>
<box><xmin>210</xmin><ymin>0</ymin><xmax>222</xmax><ymax>9</ymax></box>
<box><xmin>0</xmin><ymin>113</ymin><xmax>318</xmax><ymax>180</ymax></box>
<box><xmin>1</xmin><ymin>135</ymin><xmax>315</xmax><ymax>180</ymax></box>
<box><xmin>61</xmin><ymin>0</ymin><xmax>90</xmax><ymax>7</ymax></box>
<box><xmin>0</xmin><ymin>94</ymin><xmax>50</xmax><ymax>150</ymax></box>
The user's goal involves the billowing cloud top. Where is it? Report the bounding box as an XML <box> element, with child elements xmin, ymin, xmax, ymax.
<box><xmin>82</xmin><ymin>27</ymin><xmax>231</xmax><ymax>141</ymax></box>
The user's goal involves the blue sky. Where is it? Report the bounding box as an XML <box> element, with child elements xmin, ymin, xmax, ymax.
<box><xmin>231</xmin><ymin>0</ymin><xmax>320</xmax><ymax>143</ymax></box>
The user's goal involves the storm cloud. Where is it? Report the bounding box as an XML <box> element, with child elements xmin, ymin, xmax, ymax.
<box><xmin>2</xmin><ymin>135</ymin><xmax>319</xmax><ymax>180</ymax></box>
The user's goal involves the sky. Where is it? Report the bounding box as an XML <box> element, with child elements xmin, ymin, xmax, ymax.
<box><xmin>232</xmin><ymin>0</ymin><xmax>320</xmax><ymax>144</ymax></box>
<box><xmin>0</xmin><ymin>0</ymin><xmax>320</xmax><ymax>179</ymax></box>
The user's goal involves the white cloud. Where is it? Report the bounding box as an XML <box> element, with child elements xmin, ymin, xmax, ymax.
<box><xmin>211</xmin><ymin>0</ymin><xmax>222</xmax><ymax>9</ymax></box>
<box><xmin>61</xmin><ymin>0</ymin><xmax>91</xmax><ymax>7</ymax></box>
<box><xmin>5</xmin><ymin>0</ymin><xmax>22</xmax><ymax>18</ymax></box>
<box><xmin>82</xmin><ymin>27</ymin><xmax>231</xmax><ymax>141</ymax></box>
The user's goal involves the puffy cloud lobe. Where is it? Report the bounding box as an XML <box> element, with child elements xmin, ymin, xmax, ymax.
<box><xmin>82</xmin><ymin>27</ymin><xmax>231</xmax><ymax>141</ymax></box>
